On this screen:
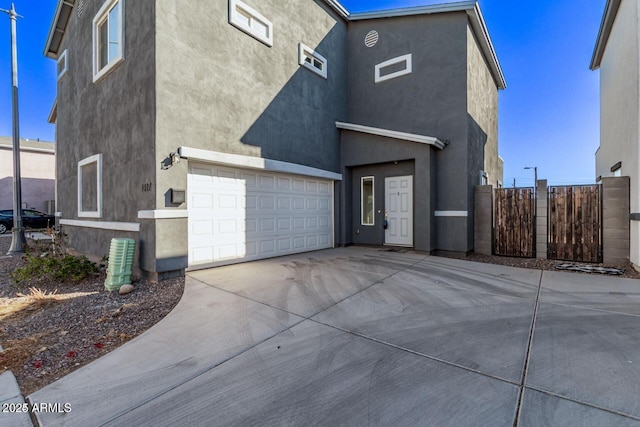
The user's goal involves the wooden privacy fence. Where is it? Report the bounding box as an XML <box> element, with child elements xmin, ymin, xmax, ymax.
<box><xmin>494</xmin><ymin>188</ymin><xmax>535</xmax><ymax>257</ymax></box>
<box><xmin>548</xmin><ymin>185</ymin><xmax>601</xmax><ymax>263</ymax></box>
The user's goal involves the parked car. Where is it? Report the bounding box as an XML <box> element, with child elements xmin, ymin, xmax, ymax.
<box><xmin>0</xmin><ymin>209</ymin><xmax>55</xmax><ymax>234</ymax></box>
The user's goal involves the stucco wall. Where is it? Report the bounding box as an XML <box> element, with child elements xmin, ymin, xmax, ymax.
<box><xmin>346</xmin><ymin>12</ymin><xmax>497</xmax><ymax>253</ymax></box>
<box><xmin>54</xmin><ymin>0</ymin><xmax>157</xmax><ymax>270</ymax></box>
<box><xmin>596</xmin><ymin>0</ymin><xmax>640</xmax><ymax>265</ymax></box>
<box><xmin>154</xmin><ymin>0</ymin><xmax>348</xmax><ymax>208</ymax></box>
<box><xmin>340</xmin><ymin>132</ymin><xmax>434</xmax><ymax>251</ymax></box>
<box><xmin>467</xmin><ymin>26</ymin><xmax>501</xmax><ymax>187</ymax></box>
<box><xmin>0</xmin><ymin>146</ymin><xmax>55</xmax><ymax>212</ymax></box>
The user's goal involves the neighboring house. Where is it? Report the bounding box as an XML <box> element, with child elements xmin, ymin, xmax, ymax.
<box><xmin>0</xmin><ymin>137</ymin><xmax>56</xmax><ymax>214</ymax></box>
<box><xmin>591</xmin><ymin>0</ymin><xmax>637</xmax><ymax>266</ymax></box>
<box><xmin>44</xmin><ymin>0</ymin><xmax>505</xmax><ymax>280</ymax></box>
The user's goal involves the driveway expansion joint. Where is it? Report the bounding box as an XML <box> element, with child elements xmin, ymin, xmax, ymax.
<box><xmin>514</xmin><ymin>269</ymin><xmax>544</xmax><ymax>426</ymax></box>
<box><xmin>525</xmin><ymin>386</ymin><xmax>640</xmax><ymax>422</ymax></box>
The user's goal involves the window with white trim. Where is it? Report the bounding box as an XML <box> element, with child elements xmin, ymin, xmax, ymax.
<box><xmin>92</xmin><ymin>0</ymin><xmax>124</xmax><ymax>82</ymax></box>
<box><xmin>298</xmin><ymin>43</ymin><xmax>327</xmax><ymax>79</ymax></box>
<box><xmin>78</xmin><ymin>154</ymin><xmax>103</xmax><ymax>218</ymax></box>
<box><xmin>375</xmin><ymin>53</ymin><xmax>412</xmax><ymax>83</ymax></box>
<box><xmin>57</xmin><ymin>50</ymin><xmax>68</xmax><ymax>80</ymax></box>
<box><xmin>229</xmin><ymin>0</ymin><xmax>273</xmax><ymax>47</ymax></box>
<box><xmin>361</xmin><ymin>177</ymin><xmax>374</xmax><ymax>226</ymax></box>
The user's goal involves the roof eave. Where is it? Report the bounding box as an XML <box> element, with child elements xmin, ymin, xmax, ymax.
<box><xmin>347</xmin><ymin>0</ymin><xmax>476</xmax><ymax>21</ymax></box>
<box><xmin>467</xmin><ymin>3</ymin><xmax>506</xmax><ymax>89</ymax></box>
<box><xmin>48</xmin><ymin>99</ymin><xmax>58</xmax><ymax>125</ymax></box>
<box><xmin>590</xmin><ymin>0</ymin><xmax>621</xmax><ymax>70</ymax></box>
<box><xmin>322</xmin><ymin>0</ymin><xmax>349</xmax><ymax>19</ymax></box>
<box><xmin>44</xmin><ymin>0</ymin><xmax>75</xmax><ymax>59</ymax></box>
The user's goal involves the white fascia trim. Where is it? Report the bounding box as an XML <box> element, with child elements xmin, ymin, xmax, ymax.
<box><xmin>590</xmin><ymin>0</ymin><xmax>620</xmax><ymax>70</ymax></box>
<box><xmin>434</xmin><ymin>210</ymin><xmax>468</xmax><ymax>217</ymax></box>
<box><xmin>466</xmin><ymin>4</ymin><xmax>506</xmax><ymax>89</ymax></box>
<box><xmin>138</xmin><ymin>210</ymin><xmax>189</xmax><ymax>219</ymax></box>
<box><xmin>77</xmin><ymin>153</ymin><xmax>103</xmax><ymax>218</ymax></box>
<box><xmin>348</xmin><ymin>1</ymin><xmax>476</xmax><ymax>20</ymax></box>
<box><xmin>48</xmin><ymin>98</ymin><xmax>58</xmax><ymax>124</ymax></box>
<box><xmin>178</xmin><ymin>147</ymin><xmax>342</xmax><ymax>181</ymax></box>
<box><xmin>229</xmin><ymin>0</ymin><xmax>273</xmax><ymax>47</ymax></box>
<box><xmin>321</xmin><ymin>0</ymin><xmax>349</xmax><ymax>19</ymax></box>
<box><xmin>375</xmin><ymin>54</ymin><xmax>412</xmax><ymax>83</ymax></box>
<box><xmin>60</xmin><ymin>219</ymin><xmax>140</xmax><ymax>232</ymax></box>
<box><xmin>336</xmin><ymin>121</ymin><xmax>446</xmax><ymax>150</ymax></box>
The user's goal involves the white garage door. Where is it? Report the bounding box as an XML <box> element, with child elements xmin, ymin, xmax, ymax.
<box><xmin>188</xmin><ymin>163</ymin><xmax>334</xmax><ymax>268</ymax></box>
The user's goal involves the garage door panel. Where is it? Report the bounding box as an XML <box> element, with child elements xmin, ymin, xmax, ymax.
<box><xmin>188</xmin><ymin>164</ymin><xmax>334</xmax><ymax>267</ymax></box>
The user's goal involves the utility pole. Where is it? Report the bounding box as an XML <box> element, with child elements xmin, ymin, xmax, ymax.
<box><xmin>1</xmin><ymin>3</ymin><xmax>26</xmax><ymax>255</ymax></box>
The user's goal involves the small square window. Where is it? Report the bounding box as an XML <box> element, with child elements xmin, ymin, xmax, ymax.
<box><xmin>92</xmin><ymin>0</ymin><xmax>124</xmax><ymax>82</ymax></box>
<box><xmin>229</xmin><ymin>0</ymin><xmax>273</xmax><ymax>47</ymax></box>
<box><xmin>299</xmin><ymin>43</ymin><xmax>327</xmax><ymax>79</ymax></box>
<box><xmin>78</xmin><ymin>154</ymin><xmax>103</xmax><ymax>218</ymax></box>
<box><xmin>361</xmin><ymin>177</ymin><xmax>374</xmax><ymax>226</ymax></box>
<box><xmin>57</xmin><ymin>50</ymin><xmax>68</xmax><ymax>80</ymax></box>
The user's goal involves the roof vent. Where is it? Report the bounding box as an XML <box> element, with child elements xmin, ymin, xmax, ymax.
<box><xmin>364</xmin><ymin>30</ymin><xmax>379</xmax><ymax>48</ymax></box>
<box><xmin>77</xmin><ymin>0</ymin><xmax>87</xmax><ymax>17</ymax></box>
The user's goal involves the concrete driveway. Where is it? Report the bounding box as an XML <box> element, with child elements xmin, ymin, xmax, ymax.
<box><xmin>26</xmin><ymin>247</ymin><xmax>640</xmax><ymax>426</ymax></box>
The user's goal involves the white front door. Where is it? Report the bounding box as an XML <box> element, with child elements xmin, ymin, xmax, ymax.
<box><xmin>384</xmin><ymin>175</ymin><xmax>413</xmax><ymax>246</ymax></box>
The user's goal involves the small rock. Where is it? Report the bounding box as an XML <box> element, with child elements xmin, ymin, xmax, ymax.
<box><xmin>119</xmin><ymin>284</ymin><xmax>134</xmax><ymax>295</ymax></box>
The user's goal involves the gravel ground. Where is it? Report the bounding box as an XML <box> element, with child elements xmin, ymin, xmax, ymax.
<box><xmin>0</xmin><ymin>235</ymin><xmax>184</xmax><ymax>395</ymax></box>
<box><xmin>460</xmin><ymin>253</ymin><xmax>640</xmax><ymax>279</ymax></box>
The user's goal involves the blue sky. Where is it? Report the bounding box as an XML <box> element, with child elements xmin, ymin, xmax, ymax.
<box><xmin>0</xmin><ymin>0</ymin><xmax>606</xmax><ymax>186</ymax></box>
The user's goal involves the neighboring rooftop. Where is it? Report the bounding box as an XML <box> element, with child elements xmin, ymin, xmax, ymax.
<box><xmin>0</xmin><ymin>137</ymin><xmax>56</xmax><ymax>154</ymax></box>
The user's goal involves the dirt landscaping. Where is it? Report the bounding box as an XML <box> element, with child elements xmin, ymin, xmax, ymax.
<box><xmin>0</xmin><ymin>235</ymin><xmax>184</xmax><ymax>396</ymax></box>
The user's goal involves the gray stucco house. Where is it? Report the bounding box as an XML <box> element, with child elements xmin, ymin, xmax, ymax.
<box><xmin>45</xmin><ymin>0</ymin><xmax>505</xmax><ymax>280</ymax></box>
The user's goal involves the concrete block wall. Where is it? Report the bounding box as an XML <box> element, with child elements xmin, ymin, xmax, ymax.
<box><xmin>474</xmin><ymin>185</ymin><xmax>493</xmax><ymax>255</ymax></box>
<box><xmin>473</xmin><ymin>178</ymin><xmax>630</xmax><ymax>265</ymax></box>
<box><xmin>536</xmin><ymin>180</ymin><xmax>548</xmax><ymax>259</ymax></box>
<box><xmin>602</xmin><ymin>176</ymin><xmax>630</xmax><ymax>265</ymax></box>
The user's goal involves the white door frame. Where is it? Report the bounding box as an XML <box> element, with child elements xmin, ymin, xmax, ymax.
<box><xmin>384</xmin><ymin>175</ymin><xmax>413</xmax><ymax>246</ymax></box>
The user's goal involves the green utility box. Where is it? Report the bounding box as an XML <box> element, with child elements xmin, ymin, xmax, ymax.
<box><xmin>104</xmin><ymin>238</ymin><xmax>136</xmax><ymax>291</ymax></box>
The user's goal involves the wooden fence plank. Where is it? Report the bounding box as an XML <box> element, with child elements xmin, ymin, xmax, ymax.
<box><xmin>547</xmin><ymin>184</ymin><xmax>601</xmax><ymax>263</ymax></box>
<box><xmin>494</xmin><ymin>188</ymin><xmax>534</xmax><ymax>258</ymax></box>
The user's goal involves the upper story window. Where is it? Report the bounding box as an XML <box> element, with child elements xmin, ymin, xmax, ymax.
<box><xmin>229</xmin><ymin>0</ymin><xmax>273</xmax><ymax>47</ymax></box>
<box><xmin>299</xmin><ymin>43</ymin><xmax>327</xmax><ymax>79</ymax></box>
<box><xmin>93</xmin><ymin>0</ymin><xmax>124</xmax><ymax>82</ymax></box>
<box><xmin>57</xmin><ymin>49</ymin><xmax>68</xmax><ymax>80</ymax></box>
<box><xmin>375</xmin><ymin>53</ymin><xmax>412</xmax><ymax>83</ymax></box>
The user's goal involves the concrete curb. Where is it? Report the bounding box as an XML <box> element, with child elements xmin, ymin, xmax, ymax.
<box><xmin>0</xmin><ymin>371</ymin><xmax>33</xmax><ymax>426</ymax></box>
